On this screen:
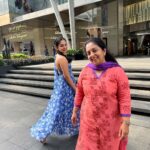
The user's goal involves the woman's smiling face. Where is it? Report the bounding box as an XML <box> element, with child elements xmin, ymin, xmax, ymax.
<box><xmin>85</xmin><ymin>42</ymin><xmax>106</xmax><ymax>65</ymax></box>
<box><xmin>57</xmin><ymin>39</ymin><xmax>67</xmax><ymax>54</ymax></box>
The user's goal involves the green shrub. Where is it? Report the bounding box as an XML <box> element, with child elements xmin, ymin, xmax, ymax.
<box><xmin>66</xmin><ymin>49</ymin><xmax>85</xmax><ymax>60</ymax></box>
<box><xmin>0</xmin><ymin>54</ymin><xmax>3</xmax><ymax>59</ymax></box>
<box><xmin>2</xmin><ymin>56</ymin><xmax>54</xmax><ymax>67</ymax></box>
<box><xmin>11</xmin><ymin>53</ymin><xmax>29</xmax><ymax>59</ymax></box>
<box><xmin>0</xmin><ymin>59</ymin><xmax>4</xmax><ymax>66</ymax></box>
<box><xmin>67</xmin><ymin>49</ymin><xmax>76</xmax><ymax>57</ymax></box>
<box><xmin>74</xmin><ymin>49</ymin><xmax>85</xmax><ymax>60</ymax></box>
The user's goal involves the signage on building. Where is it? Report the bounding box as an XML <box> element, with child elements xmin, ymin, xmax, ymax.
<box><xmin>8</xmin><ymin>24</ymin><xmax>27</xmax><ymax>33</ymax></box>
<box><xmin>9</xmin><ymin>32</ymin><xmax>27</xmax><ymax>40</ymax></box>
<box><xmin>8</xmin><ymin>24</ymin><xmax>27</xmax><ymax>40</ymax></box>
<box><xmin>130</xmin><ymin>22</ymin><xmax>146</xmax><ymax>32</ymax></box>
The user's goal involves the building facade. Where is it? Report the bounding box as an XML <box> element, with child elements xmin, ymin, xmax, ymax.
<box><xmin>0</xmin><ymin>0</ymin><xmax>149</xmax><ymax>56</ymax></box>
<box><xmin>124</xmin><ymin>0</ymin><xmax>150</xmax><ymax>55</ymax></box>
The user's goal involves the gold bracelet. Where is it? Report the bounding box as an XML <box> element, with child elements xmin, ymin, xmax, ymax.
<box><xmin>122</xmin><ymin>120</ymin><xmax>130</xmax><ymax>126</ymax></box>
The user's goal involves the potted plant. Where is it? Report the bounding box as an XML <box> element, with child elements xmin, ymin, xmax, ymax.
<box><xmin>74</xmin><ymin>49</ymin><xmax>85</xmax><ymax>60</ymax></box>
<box><xmin>67</xmin><ymin>48</ymin><xmax>76</xmax><ymax>60</ymax></box>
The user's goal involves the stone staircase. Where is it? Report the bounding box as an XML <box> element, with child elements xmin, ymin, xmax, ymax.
<box><xmin>0</xmin><ymin>65</ymin><xmax>149</xmax><ymax>116</ymax></box>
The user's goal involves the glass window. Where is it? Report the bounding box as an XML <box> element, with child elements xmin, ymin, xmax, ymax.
<box><xmin>124</xmin><ymin>0</ymin><xmax>150</xmax><ymax>25</ymax></box>
<box><xmin>0</xmin><ymin>0</ymin><xmax>9</xmax><ymax>15</ymax></box>
<box><xmin>8</xmin><ymin>0</ymin><xmax>51</xmax><ymax>16</ymax></box>
<box><xmin>7</xmin><ymin>0</ymin><xmax>68</xmax><ymax>17</ymax></box>
<box><xmin>57</xmin><ymin>0</ymin><xmax>68</xmax><ymax>5</ymax></box>
<box><xmin>30</xmin><ymin>0</ymin><xmax>51</xmax><ymax>11</ymax></box>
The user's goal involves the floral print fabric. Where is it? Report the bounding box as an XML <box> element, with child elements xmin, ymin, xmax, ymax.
<box><xmin>74</xmin><ymin>66</ymin><xmax>131</xmax><ymax>150</ymax></box>
<box><xmin>31</xmin><ymin>64</ymin><xmax>79</xmax><ymax>141</ymax></box>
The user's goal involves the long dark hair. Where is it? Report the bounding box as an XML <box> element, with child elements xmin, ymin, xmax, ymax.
<box><xmin>85</xmin><ymin>38</ymin><xmax>118</xmax><ymax>63</ymax></box>
<box><xmin>54</xmin><ymin>36</ymin><xmax>72</xmax><ymax>63</ymax></box>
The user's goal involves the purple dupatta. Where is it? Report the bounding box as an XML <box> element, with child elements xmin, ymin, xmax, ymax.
<box><xmin>87</xmin><ymin>61</ymin><xmax>120</xmax><ymax>71</ymax></box>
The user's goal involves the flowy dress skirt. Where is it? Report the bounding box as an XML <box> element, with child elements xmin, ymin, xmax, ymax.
<box><xmin>31</xmin><ymin>64</ymin><xmax>79</xmax><ymax>141</ymax></box>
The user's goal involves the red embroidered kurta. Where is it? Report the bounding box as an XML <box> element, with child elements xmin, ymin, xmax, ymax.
<box><xmin>74</xmin><ymin>66</ymin><xmax>131</xmax><ymax>150</ymax></box>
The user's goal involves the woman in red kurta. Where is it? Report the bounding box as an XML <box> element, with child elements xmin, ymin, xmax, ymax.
<box><xmin>71</xmin><ymin>38</ymin><xmax>131</xmax><ymax>150</ymax></box>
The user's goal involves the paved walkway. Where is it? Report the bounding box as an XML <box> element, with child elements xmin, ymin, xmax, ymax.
<box><xmin>0</xmin><ymin>91</ymin><xmax>77</xmax><ymax>150</ymax></box>
<box><xmin>26</xmin><ymin>57</ymin><xmax>150</xmax><ymax>69</ymax></box>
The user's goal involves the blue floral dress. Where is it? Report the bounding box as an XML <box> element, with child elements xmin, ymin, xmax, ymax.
<box><xmin>31</xmin><ymin>63</ymin><xmax>79</xmax><ymax>141</ymax></box>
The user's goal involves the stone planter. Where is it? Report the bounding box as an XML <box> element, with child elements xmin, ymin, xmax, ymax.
<box><xmin>74</xmin><ymin>54</ymin><xmax>85</xmax><ymax>60</ymax></box>
<box><xmin>0</xmin><ymin>65</ymin><xmax>14</xmax><ymax>75</ymax></box>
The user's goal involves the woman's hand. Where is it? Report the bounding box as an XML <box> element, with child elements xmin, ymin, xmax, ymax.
<box><xmin>73</xmin><ymin>86</ymin><xmax>76</xmax><ymax>92</ymax></box>
<box><xmin>119</xmin><ymin>122</ymin><xmax>129</xmax><ymax>140</ymax></box>
<box><xmin>71</xmin><ymin>112</ymin><xmax>77</xmax><ymax>126</ymax></box>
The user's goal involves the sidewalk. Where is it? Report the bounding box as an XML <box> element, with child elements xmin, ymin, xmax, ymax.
<box><xmin>0</xmin><ymin>91</ymin><xmax>150</xmax><ymax>150</ymax></box>
<box><xmin>26</xmin><ymin>57</ymin><xmax>150</xmax><ymax>70</ymax></box>
<box><xmin>0</xmin><ymin>91</ymin><xmax>77</xmax><ymax>150</ymax></box>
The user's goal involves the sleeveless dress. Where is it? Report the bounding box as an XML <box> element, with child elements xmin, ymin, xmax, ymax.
<box><xmin>31</xmin><ymin>63</ymin><xmax>79</xmax><ymax>141</ymax></box>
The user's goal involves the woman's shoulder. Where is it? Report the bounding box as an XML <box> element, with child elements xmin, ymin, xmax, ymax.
<box><xmin>108</xmin><ymin>66</ymin><xmax>128</xmax><ymax>79</ymax></box>
<box><xmin>55</xmin><ymin>54</ymin><xmax>66</xmax><ymax>59</ymax></box>
<box><xmin>55</xmin><ymin>54</ymin><xmax>68</xmax><ymax>63</ymax></box>
<box><xmin>79</xmin><ymin>66</ymin><xmax>91</xmax><ymax>76</ymax></box>
<box><xmin>81</xmin><ymin>66</ymin><xmax>91</xmax><ymax>72</ymax></box>
<box><xmin>55</xmin><ymin>55</ymin><xmax>69</xmax><ymax>69</ymax></box>
<box><xmin>109</xmin><ymin>66</ymin><xmax>125</xmax><ymax>73</ymax></box>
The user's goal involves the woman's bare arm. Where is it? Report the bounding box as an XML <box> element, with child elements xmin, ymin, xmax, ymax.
<box><xmin>57</xmin><ymin>56</ymin><xmax>76</xmax><ymax>91</ymax></box>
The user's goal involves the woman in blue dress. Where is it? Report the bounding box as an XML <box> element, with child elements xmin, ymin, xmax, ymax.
<box><xmin>31</xmin><ymin>37</ymin><xmax>79</xmax><ymax>143</ymax></box>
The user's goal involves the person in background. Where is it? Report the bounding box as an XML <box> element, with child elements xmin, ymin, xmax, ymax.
<box><xmin>29</xmin><ymin>41</ymin><xmax>35</xmax><ymax>56</ymax></box>
<box><xmin>31</xmin><ymin>37</ymin><xmax>79</xmax><ymax>144</ymax></box>
<box><xmin>22</xmin><ymin>46</ymin><xmax>28</xmax><ymax>55</ymax></box>
<box><xmin>72</xmin><ymin>37</ymin><xmax>131</xmax><ymax>150</ymax></box>
<box><xmin>52</xmin><ymin>45</ymin><xmax>56</xmax><ymax>57</ymax></box>
<box><xmin>44</xmin><ymin>45</ymin><xmax>49</xmax><ymax>56</ymax></box>
<box><xmin>23</xmin><ymin>0</ymin><xmax>33</xmax><ymax>13</ymax></box>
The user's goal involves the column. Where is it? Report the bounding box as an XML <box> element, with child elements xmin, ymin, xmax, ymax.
<box><xmin>68</xmin><ymin>0</ymin><xmax>76</xmax><ymax>49</ymax></box>
<box><xmin>117</xmin><ymin>0</ymin><xmax>124</xmax><ymax>56</ymax></box>
<box><xmin>49</xmin><ymin>0</ymin><xmax>70</xmax><ymax>48</ymax></box>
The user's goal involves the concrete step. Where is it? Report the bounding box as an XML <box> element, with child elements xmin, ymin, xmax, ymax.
<box><xmin>127</xmin><ymin>73</ymin><xmax>150</xmax><ymax>76</ymax></box>
<box><xmin>0</xmin><ymin>78</ymin><xmax>53</xmax><ymax>89</ymax></box>
<box><xmin>2</xmin><ymin>71</ymin><xmax>150</xmax><ymax>81</ymax></box>
<box><xmin>17</xmin><ymin>66</ymin><xmax>54</xmax><ymax>71</ymax></box>
<box><xmin>17</xmin><ymin>66</ymin><xmax>82</xmax><ymax>72</ymax></box>
<box><xmin>14</xmin><ymin>66</ymin><xmax>150</xmax><ymax>81</ymax></box>
<box><xmin>1</xmin><ymin>73</ymin><xmax>149</xmax><ymax>82</ymax></box>
<box><xmin>0</xmin><ymin>75</ymin><xmax>149</xmax><ymax>100</ymax></box>
<box><xmin>0</xmin><ymin>73</ymin><xmax>79</xmax><ymax>82</ymax></box>
<box><xmin>0</xmin><ymin>77</ymin><xmax>149</xmax><ymax>91</ymax></box>
<box><xmin>0</xmin><ymin>83</ymin><xmax>149</xmax><ymax>101</ymax></box>
<box><xmin>8</xmin><ymin>69</ymin><xmax>52</xmax><ymax>75</ymax></box>
<box><xmin>0</xmin><ymin>83</ymin><xmax>50</xmax><ymax>98</ymax></box>
<box><xmin>127</xmin><ymin>73</ymin><xmax>150</xmax><ymax>80</ymax></box>
<box><xmin>127</xmin><ymin>74</ymin><xmax>150</xmax><ymax>81</ymax></box>
<box><xmin>0</xmin><ymin>83</ymin><xmax>149</xmax><ymax>115</ymax></box>
<box><xmin>8</xmin><ymin>69</ymin><xmax>80</xmax><ymax>76</ymax></box>
<box><xmin>0</xmin><ymin>73</ymin><xmax>54</xmax><ymax>81</ymax></box>
<box><xmin>131</xmin><ymin>89</ymin><xmax>150</xmax><ymax>101</ymax></box>
<box><xmin>12</xmin><ymin>69</ymin><xmax>150</xmax><ymax>80</ymax></box>
<box><xmin>129</xmin><ymin>80</ymin><xmax>150</xmax><ymax>90</ymax></box>
<box><xmin>18</xmin><ymin>65</ymin><xmax>150</xmax><ymax>73</ymax></box>
<box><xmin>124</xmin><ymin>68</ymin><xmax>150</xmax><ymax>73</ymax></box>
<box><xmin>132</xmin><ymin>100</ymin><xmax>150</xmax><ymax>115</ymax></box>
